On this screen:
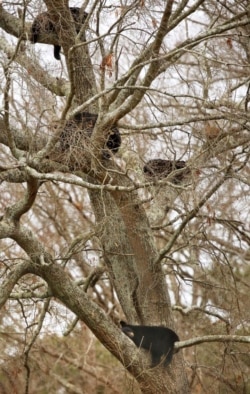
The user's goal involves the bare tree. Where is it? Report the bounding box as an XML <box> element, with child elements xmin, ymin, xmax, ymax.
<box><xmin>0</xmin><ymin>0</ymin><xmax>249</xmax><ymax>393</ymax></box>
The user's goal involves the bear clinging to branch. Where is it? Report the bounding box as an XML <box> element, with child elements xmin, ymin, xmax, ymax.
<box><xmin>30</xmin><ymin>7</ymin><xmax>88</xmax><ymax>60</ymax></box>
<box><xmin>121</xmin><ymin>321</ymin><xmax>179</xmax><ymax>367</ymax></box>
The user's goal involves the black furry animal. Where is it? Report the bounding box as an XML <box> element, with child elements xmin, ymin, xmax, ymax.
<box><xmin>121</xmin><ymin>321</ymin><xmax>179</xmax><ymax>367</ymax></box>
<box><xmin>60</xmin><ymin>111</ymin><xmax>121</xmax><ymax>158</ymax></box>
<box><xmin>143</xmin><ymin>159</ymin><xmax>190</xmax><ymax>183</ymax></box>
<box><xmin>30</xmin><ymin>7</ymin><xmax>88</xmax><ymax>60</ymax></box>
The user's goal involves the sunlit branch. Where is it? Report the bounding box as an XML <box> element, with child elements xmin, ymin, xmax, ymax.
<box><xmin>176</xmin><ymin>335</ymin><xmax>250</xmax><ymax>350</ymax></box>
<box><xmin>25</xmin><ymin>165</ymin><xmax>189</xmax><ymax>192</ymax></box>
<box><xmin>173</xmin><ymin>305</ymin><xmax>230</xmax><ymax>324</ymax></box>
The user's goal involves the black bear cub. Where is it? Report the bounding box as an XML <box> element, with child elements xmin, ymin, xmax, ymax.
<box><xmin>31</xmin><ymin>7</ymin><xmax>88</xmax><ymax>60</ymax></box>
<box><xmin>121</xmin><ymin>321</ymin><xmax>179</xmax><ymax>367</ymax></box>
<box><xmin>143</xmin><ymin>159</ymin><xmax>190</xmax><ymax>183</ymax></box>
<box><xmin>60</xmin><ymin>112</ymin><xmax>121</xmax><ymax>158</ymax></box>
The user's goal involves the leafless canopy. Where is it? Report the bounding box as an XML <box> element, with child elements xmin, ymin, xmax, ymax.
<box><xmin>0</xmin><ymin>1</ymin><xmax>249</xmax><ymax>393</ymax></box>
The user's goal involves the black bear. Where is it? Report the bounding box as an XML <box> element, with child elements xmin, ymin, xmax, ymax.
<box><xmin>30</xmin><ymin>7</ymin><xmax>88</xmax><ymax>60</ymax></box>
<box><xmin>143</xmin><ymin>159</ymin><xmax>190</xmax><ymax>183</ymax></box>
<box><xmin>121</xmin><ymin>321</ymin><xmax>179</xmax><ymax>367</ymax></box>
<box><xmin>60</xmin><ymin>111</ymin><xmax>121</xmax><ymax>159</ymax></box>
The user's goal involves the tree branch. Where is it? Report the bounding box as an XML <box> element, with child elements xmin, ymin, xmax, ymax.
<box><xmin>176</xmin><ymin>335</ymin><xmax>250</xmax><ymax>350</ymax></box>
<box><xmin>0</xmin><ymin>4</ymin><xmax>27</xmax><ymax>38</ymax></box>
<box><xmin>5</xmin><ymin>177</ymin><xmax>40</xmax><ymax>222</ymax></box>
<box><xmin>156</xmin><ymin>166</ymin><xmax>232</xmax><ymax>263</ymax></box>
<box><xmin>0</xmin><ymin>261</ymin><xmax>31</xmax><ymax>309</ymax></box>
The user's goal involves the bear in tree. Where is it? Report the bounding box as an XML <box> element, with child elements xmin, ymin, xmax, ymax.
<box><xmin>121</xmin><ymin>321</ymin><xmax>179</xmax><ymax>367</ymax></box>
<box><xmin>143</xmin><ymin>159</ymin><xmax>190</xmax><ymax>183</ymax></box>
<box><xmin>60</xmin><ymin>111</ymin><xmax>121</xmax><ymax>159</ymax></box>
<box><xmin>30</xmin><ymin>7</ymin><xmax>88</xmax><ymax>60</ymax></box>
